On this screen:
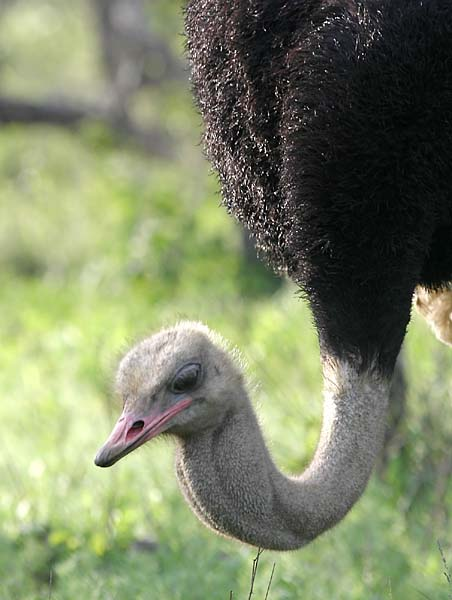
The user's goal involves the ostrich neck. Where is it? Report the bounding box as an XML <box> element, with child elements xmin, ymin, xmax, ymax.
<box><xmin>175</xmin><ymin>359</ymin><xmax>390</xmax><ymax>550</ymax></box>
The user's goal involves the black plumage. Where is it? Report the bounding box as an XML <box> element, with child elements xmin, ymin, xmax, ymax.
<box><xmin>185</xmin><ymin>0</ymin><xmax>452</xmax><ymax>374</ymax></box>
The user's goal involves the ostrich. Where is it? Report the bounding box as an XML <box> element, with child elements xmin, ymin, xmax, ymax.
<box><xmin>95</xmin><ymin>0</ymin><xmax>452</xmax><ymax>549</ymax></box>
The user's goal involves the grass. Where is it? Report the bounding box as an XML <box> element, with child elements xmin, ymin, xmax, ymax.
<box><xmin>0</xmin><ymin>124</ymin><xmax>451</xmax><ymax>600</ymax></box>
<box><xmin>0</xmin><ymin>1</ymin><xmax>452</xmax><ymax>598</ymax></box>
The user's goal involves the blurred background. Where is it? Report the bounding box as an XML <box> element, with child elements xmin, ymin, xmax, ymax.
<box><xmin>0</xmin><ymin>1</ymin><xmax>451</xmax><ymax>598</ymax></box>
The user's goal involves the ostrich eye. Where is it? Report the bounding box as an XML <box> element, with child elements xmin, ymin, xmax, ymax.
<box><xmin>171</xmin><ymin>363</ymin><xmax>201</xmax><ymax>394</ymax></box>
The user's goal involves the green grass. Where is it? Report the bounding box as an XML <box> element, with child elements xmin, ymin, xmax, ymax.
<box><xmin>1</xmin><ymin>2</ymin><xmax>452</xmax><ymax>598</ymax></box>
<box><xmin>0</xmin><ymin>125</ymin><xmax>451</xmax><ymax>600</ymax></box>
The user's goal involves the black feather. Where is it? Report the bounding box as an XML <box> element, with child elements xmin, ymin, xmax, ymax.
<box><xmin>185</xmin><ymin>0</ymin><xmax>452</xmax><ymax>373</ymax></box>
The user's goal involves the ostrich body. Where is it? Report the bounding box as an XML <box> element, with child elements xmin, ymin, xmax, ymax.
<box><xmin>183</xmin><ymin>0</ymin><xmax>452</xmax><ymax>370</ymax></box>
<box><xmin>95</xmin><ymin>0</ymin><xmax>452</xmax><ymax>550</ymax></box>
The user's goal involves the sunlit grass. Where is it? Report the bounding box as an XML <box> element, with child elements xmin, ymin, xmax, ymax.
<box><xmin>0</xmin><ymin>127</ymin><xmax>451</xmax><ymax>598</ymax></box>
<box><xmin>0</xmin><ymin>1</ymin><xmax>451</xmax><ymax>598</ymax></box>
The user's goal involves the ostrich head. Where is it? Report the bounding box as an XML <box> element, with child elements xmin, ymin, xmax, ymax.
<box><xmin>95</xmin><ymin>320</ymin><xmax>390</xmax><ymax>550</ymax></box>
<box><xmin>95</xmin><ymin>322</ymin><xmax>244</xmax><ymax>467</ymax></box>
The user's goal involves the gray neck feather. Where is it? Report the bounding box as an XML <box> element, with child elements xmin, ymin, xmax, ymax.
<box><xmin>175</xmin><ymin>358</ymin><xmax>389</xmax><ymax>550</ymax></box>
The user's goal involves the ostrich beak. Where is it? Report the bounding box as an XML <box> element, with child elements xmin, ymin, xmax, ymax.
<box><xmin>94</xmin><ymin>397</ymin><xmax>193</xmax><ymax>468</ymax></box>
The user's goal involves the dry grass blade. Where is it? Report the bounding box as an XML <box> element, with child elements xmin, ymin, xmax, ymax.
<box><xmin>48</xmin><ymin>570</ymin><xmax>53</xmax><ymax>600</ymax></box>
<box><xmin>264</xmin><ymin>563</ymin><xmax>276</xmax><ymax>600</ymax></box>
<box><xmin>437</xmin><ymin>541</ymin><xmax>452</xmax><ymax>598</ymax></box>
<box><xmin>247</xmin><ymin>548</ymin><xmax>264</xmax><ymax>600</ymax></box>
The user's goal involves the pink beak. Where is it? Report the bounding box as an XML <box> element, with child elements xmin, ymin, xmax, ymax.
<box><xmin>94</xmin><ymin>397</ymin><xmax>192</xmax><ymax>467</ymax></box>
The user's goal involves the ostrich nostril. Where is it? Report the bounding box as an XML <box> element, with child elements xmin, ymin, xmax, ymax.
<box><xmin>126</xmin><ymin>420</ymin><xmax>145</xmax><ymax>441</ymax></box>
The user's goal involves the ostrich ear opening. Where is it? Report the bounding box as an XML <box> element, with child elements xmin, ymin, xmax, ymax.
<box><xmin>94</xmin><ymin>397</ymin><xmax>193</xmax><ymax>468</ymax></box>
